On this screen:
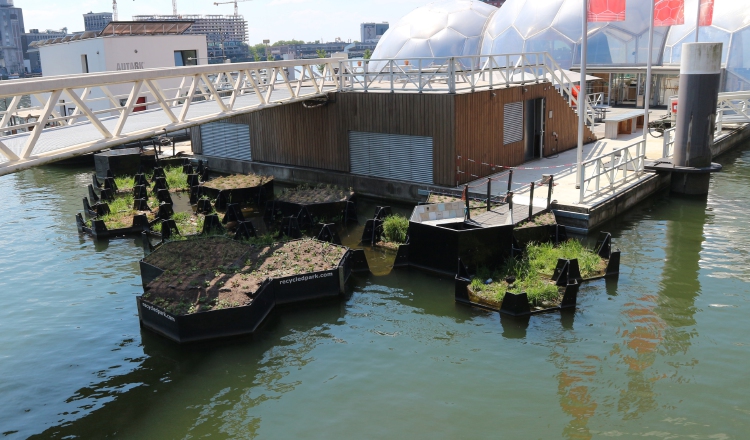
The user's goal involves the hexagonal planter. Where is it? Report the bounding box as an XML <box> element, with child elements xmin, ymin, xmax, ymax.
<box><xmin>136</xmin><ymin>236</ymin><xmax>352</xmax><ymax>343</ymax></box>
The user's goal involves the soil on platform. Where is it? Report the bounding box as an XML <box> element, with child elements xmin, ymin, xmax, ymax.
<box><xmin>276</xmin><ymin>184</ymin><xmax>353</xmax><ymax>205</ymax></box>
<box><xmin>142</xmin><ymin>237</ymin><xmax>346</xmax><ymax>315</ymax></box>
<box><xmin>202</xmin><ymin>174</ymin><xmax>271</xmax><ymax>191</ymax></box>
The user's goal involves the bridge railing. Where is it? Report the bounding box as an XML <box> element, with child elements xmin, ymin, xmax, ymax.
<box><xmin>0</xmin><ymin>51</ymin><xmax>595</xmax><ymax>173</ymax></box>
<box><xmin>579</xmin><ymin>139</ymin><xmax>646</xmax><ymax>203</ymax></box>
<box><xmin>715</xmin><ymin>91</ymin><xmax>750</xmax><ymax>132</ymax></box>
<box><xmin>0</xmin><ymin>58</ymin><xmax>340</xmax><ymax>165</ymax></box>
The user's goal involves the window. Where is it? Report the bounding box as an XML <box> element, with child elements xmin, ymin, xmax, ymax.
<box><xmin>174</xmin><ymin>50</ymin><xmax>198</xmax><ymax>66</ymax></box>
<box><xmin>80</xmin><ymin>54</ymin><xmax>89</xmax><ymax>73</ymax></box>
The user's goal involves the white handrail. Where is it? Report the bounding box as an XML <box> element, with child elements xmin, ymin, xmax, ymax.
<box><xmin>0</xmin><ymin>51</ymin><xmax>600</xmax><ymax>174</ymax></box>
<box><xmin>579</xmin><ymin>139</ymin><xmax>646</xmax><ymax>203</ymax></box>
<box><xmin>663</xmin><ymin>127</ymin><xmax>676</xmax><ymax>158</ymax></box>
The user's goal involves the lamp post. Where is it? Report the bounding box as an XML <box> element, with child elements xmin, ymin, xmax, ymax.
<box><xmin>263</xmin><ymin>39</ymin><xmax>270</xmax><ymax>60</ymax></box>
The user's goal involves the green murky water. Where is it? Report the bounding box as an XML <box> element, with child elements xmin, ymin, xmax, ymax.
<box><xmin>1</xmin><ymin>145</ymin><xmax>749</xmax><ymax>439</ymax></box>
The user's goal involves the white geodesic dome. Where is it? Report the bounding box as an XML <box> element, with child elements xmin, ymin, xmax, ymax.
<box><xmin>369</xmin><ymin>0</ymin><xmax>498</xmax><ymax>71</ymax></box>
<box><xmin>664</xmin><ymin>0</ymin><xmax>750</xmax><ymax>90</ymax></box>
<box><xmin>479</xmin><ymin>0</ymin><xmax>668</xmax><ymax>68</ymax></box>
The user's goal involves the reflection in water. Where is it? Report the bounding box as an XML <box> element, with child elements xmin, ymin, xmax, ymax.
<box><xmin>548</xmin><ymin>194</ymin><xmax>709</xmax><ymax>438</ymax></box>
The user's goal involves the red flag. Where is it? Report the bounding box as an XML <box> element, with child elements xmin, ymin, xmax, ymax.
<box><xmin>654</xmin><ymin>0</ymin><xmax>685</xmax><ymax>27</ymax></box>
<box><xmin>588</xmin><ymin>0</ymin><xmax>626</xmax><ymax>22</ymax></box>
<box><xmin>699</xmin><ymin>0</ymin><xmax>714</xmax><ymax>27</ymax></box>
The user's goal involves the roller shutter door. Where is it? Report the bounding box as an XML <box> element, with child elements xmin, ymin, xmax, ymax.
<box><xmin>349</xmin><ymin>131</ymin><xmax>433</xmax><ymax>184</ymax></box>
<box><xmin>199</xmin><ymin>122</ymin><xmax>252</xmax><ymax>161</ymax></box>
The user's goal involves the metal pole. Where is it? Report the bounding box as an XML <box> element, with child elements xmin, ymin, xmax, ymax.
<box><xmin>528</xmin><ymin>182</ymin><xmax>535</xmax><ymax>220</ymax></box>
<box><xmin>576</xmin><ymin>0</ymin><xmax>589</xmax><ymax>189</ymax></box>
<box><xmin>643</xmin><ymin>0</ymin><xmax>655</xmax><ymax>140</ymax></box>
<box><xmin>464</xmin><ymin>184</ymin><xmax>470</xmax><ymax>220</ymax></box>
<box><xmin>695</xmin><ymin>0</ymin><xmax>701</xmax><ymax>42</ymax></box>
<box><xmin>545</xmin><ymin>174</ymin><xmax>554</xmax><ymax>208</ymax></box>
<box><xmin>507</xmin><ymin>169</ymin><xmax>513</xmax><ymax>192</ymax></box>
<box><xmin>486</xmin><ymin>177</ymin><xmax>491</xmax><ymax>212</ymax></box>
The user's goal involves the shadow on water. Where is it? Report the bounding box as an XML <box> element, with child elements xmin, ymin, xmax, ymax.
<box><xmin>28</xmin><ymin>298</ymin><xmax>349</xmax><ymax>439</ymax></box>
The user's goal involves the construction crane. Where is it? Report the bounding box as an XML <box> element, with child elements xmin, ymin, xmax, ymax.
<box><xmin>213</xmin><ymin>0</ymin><xmax>251</xmax><ymax>16</ymax></box>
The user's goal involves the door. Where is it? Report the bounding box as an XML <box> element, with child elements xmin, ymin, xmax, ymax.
<box><xmin>524</xmin><ymin>98</ymin><xmax>544</xmax><ymax>161</ymax></box>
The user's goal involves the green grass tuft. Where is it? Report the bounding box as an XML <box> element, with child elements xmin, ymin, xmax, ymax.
<box><xmin>382</xmin><ymin>214</ymin><xmax>409</xmax><ymax>244</ymax></box>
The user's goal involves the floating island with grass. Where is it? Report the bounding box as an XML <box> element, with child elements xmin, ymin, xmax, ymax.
<box><xmin>265</xmin><ymin>183</ymin><xmax>357</xmax><ymax>227</ymax></box>
<box><xmin>456</xmin><ymin>233</ymin><xmax>620</xmax><ymax>316</ymax></box>
<box><xmin>137</xmin><ymin>236</ymin><xmax>352</xmax><ymax>343</ymax></box>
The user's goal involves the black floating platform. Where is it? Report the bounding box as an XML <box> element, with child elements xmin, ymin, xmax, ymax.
<box><xmin>201</xmin><ymin>179</ymin><xmax>274</xmax><ymax>211</ymax></box>
<box><xmin>137</xmin><ymin>244</ymin><xmax>353</xmax><ymax>343</ymax></box>
<box><xmin>76</xmin><ymin>212</ymin><xmax>155</xmax><ymax>240</ymax></box>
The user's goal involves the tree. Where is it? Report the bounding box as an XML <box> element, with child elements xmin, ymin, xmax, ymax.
<box><xmin>316</xmin><ymin>49</ymin><xmax>327</xmax><ymax>74</ymax></box>
<box><xmin>364</xmin><ymin>49</ymin><xmax>372</xmax><ymax>60</ymax></box>
<box><xmin>272</xmin><ymin>39</ymin><xmax>304</xmax><ymax>46</ymax></box>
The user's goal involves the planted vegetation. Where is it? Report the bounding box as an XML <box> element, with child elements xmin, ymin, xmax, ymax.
<box><xmin>202</xmin><ymin>174</ymin><xmax>271</xmax><ymax>190</ymax></box>
<box><xmin>469</xmin><ymin>240</ymin><xmax>607</xmax><ymax>309</ymax></box>
<box><xmin>515</xmin><ymin>212</ymin><xmax>557</xmax><ymax>229</ymax></box>
<box><xmin>88</xmin><ymin>193</ymin><xmax>156</xmax><ymax>229</ymax></box>
<box><xmin>114</xmin><ymin>166</ymin><xmax>189</xmax><ymax>192</ymax></box>
<box><xmin>276</xmin><ymin>183</ymin><xmax>352</xmax><ymax>205</ymax></box>
<box><xmin>382</xmin><ymin>214</ymin><xmax>409</xmax><ymax>244</ymax></box>
<box><xmin>142</xmin><ymin>237</ymin><xmax>347</xmax><ymax>315</ymax></box>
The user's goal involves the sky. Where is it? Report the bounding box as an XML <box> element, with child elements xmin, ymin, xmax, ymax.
<box><xmin>17</xmin><ymin>0</ymin><xmax>426</xmax><ymax>44</ymax></box>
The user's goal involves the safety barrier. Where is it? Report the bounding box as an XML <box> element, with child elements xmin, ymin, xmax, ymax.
<box><xmin>579</xmin><ymin>139</ymin><xmax>646</xmax><ymax>203</ymax></box>
<box><xmin>338</xmin><ymin>52</ymin><xmax>595</xmax><ymax>126</ymax></box>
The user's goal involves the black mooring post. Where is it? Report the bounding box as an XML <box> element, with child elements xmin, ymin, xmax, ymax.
<box><xmin>544</xmin><ymin>174</ymin><xmax>554</xmax><ymax>208</ymax></box>
<box><xmin>486</xmin><ymin>178</ymin><xmax>491</xmax><ymax>212</ymax></box>
<box><xmin>464</xmin><ymin>184</ymin><xmax>470</xmax><ymax>220</ymax></box>
<box><xmin>507</xmin><ymin>169</ymin><xmax>513</xmax><ymax>192</ymax></box>
<box><xmin>528</xmin><ymin>183</ymin><xmax>535</xmax><ymax>220</ymax></box>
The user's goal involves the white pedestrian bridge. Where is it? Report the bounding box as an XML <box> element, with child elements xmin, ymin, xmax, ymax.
<box><xmin>0</xmin><ymin>52</ymin><xmax>658</xmax><ymax>176</ymax></box>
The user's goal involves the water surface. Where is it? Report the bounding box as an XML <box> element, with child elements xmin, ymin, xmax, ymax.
<box><xmin>1</xmin><ymin>147</ymin><xmax>749</xmax><ymax>438</ymax></box>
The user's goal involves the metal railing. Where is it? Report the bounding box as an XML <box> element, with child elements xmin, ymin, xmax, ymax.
<box><xmin>0</xmin><ymin>51</ymin><xmax>595</xmax><ymax>175</ymax></box>
<box><xmin>0</xmin><ymin>58</ymin><xmax>341</xmax><ymax>174</ymax></box>
<box><xmin>337</xmin><ymin>52</ymin><xmax>595</xmax><ymax>126</ymax></box>
<box><xmin>715</xmin><ymin>91</ymin><xmax>750</xmax><ymax>131</ymax></box>
<box><xmin>579</xmin><ymin>139</ymin><xmax>646</xmax><ymax>203</ymax></box>
<box><xmin>662</xmin><ymin>127</ymin><xmax>676</xmax><ymax>158</ymax></box>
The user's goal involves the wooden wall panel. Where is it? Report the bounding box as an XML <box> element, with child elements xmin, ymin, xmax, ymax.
<box><xmin>211</xmin><ymin>93</ymin><xmax>455</xmax><ymax>186</ymax></box>
<box><xmin>454</xmin><ymin>84</ymin><xmax>596</xmax><ymax>185</ymax></box>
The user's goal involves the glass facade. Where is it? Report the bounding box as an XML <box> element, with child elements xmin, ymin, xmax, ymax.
<box><xmin>480</xmin><ymin>0</ymin><xmax>667</xmax><ymax>67</ymax></box>
<box><xmin>374</xmin><ymin>0</ymin><xmax>750</xmax><ymax>92</ymax></box>
<box><xmin>663</xmin><ymin>0</ymin><xmax>750</xmax><ymax>91</ymax></box>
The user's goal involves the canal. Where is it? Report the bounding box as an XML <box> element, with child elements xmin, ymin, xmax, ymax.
<box><xmin>1</xmin><ymin>143</ymin><xmax>749</xmax><ymax>438</ymax></box>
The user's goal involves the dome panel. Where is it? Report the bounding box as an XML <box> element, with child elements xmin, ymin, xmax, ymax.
<box><xmin>371</xmin><ymin>0</ymin><xmax>497</xmax><ymax>71</ymax></box>
<box><xmin>397</xmin><ymin>38</ymin><xmax>435</xmax><ymax>59</ymax></box>
<box><xmin>482</xmin><ymin>0</ymin><xmax>670</xmax><ymax>68</ymax></box>
<box><xmin>410</xmin><ymin>10</ymin><xmax>450</xmax><ymax>39</ymax></box>
<box><xmin>429</xmin><ymin>27</ymin><xmax>469</xmax><ymax>56</ymax></box>
<box><xmin>447</xmin><ymin>7</ymin><xmax>494</xmax><ymax>38</ymax></box>
<box><xmin>513</xmin><ymin>0</ymin><xmax>564</xmax><ymax>39</ymax></box>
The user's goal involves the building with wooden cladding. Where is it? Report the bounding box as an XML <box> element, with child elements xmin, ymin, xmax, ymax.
<box><xmin>192</xmin><ymin>83</ymin><xmax>595</xmax><ymax>188</ymax></box>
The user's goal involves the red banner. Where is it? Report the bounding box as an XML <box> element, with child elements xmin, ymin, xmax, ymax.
<box><xmin>699</xmin><ymin>0</ymin><xmax>714</xmax><ymax>27</ymax></box>
<box><xmin>588</xmin><ymin>0</ymin><xmax>626</xmax><ymax>22</ymax></box>
<box><xmin>654</xmin><ymin>0</ymin><xmax>685</xmax><ymax>27</ymax></box>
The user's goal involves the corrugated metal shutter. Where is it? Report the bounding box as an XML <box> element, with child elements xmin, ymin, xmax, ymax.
<box><xmin>199</xmin><ymin>122</ymin><xmax>252</xmax><ymax>161</ymax></box>
<box><xmin>504</xmin><ymin>102</ymin><xmax>523</xmax><ymax>145</ymax></box>
<box><xmin>349</xmin><ymin>131</ymin><xmax>433</xmax><ymax>184</ymax></box>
